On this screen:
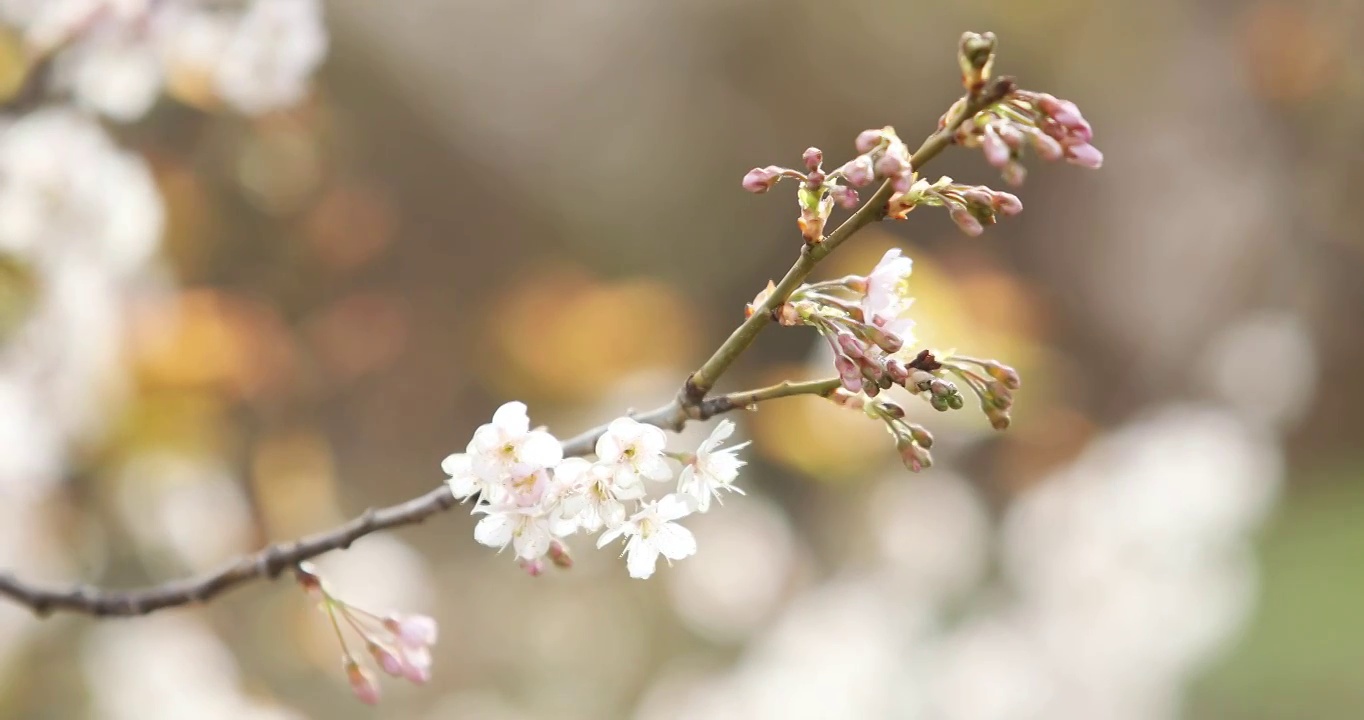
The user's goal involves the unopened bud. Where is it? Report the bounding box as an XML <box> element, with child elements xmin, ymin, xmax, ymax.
<box><xmin>837</xmin><ymin>332</ymin><xmax>866</xmax><ymax>359</ymax></box>
<box><xmin>879</xmin><ymin>401</ymin><xmax>906</xmax><ymax>419</ymax></box>
<box><xmin>1037</xmin><ymin>94</ymin><xmax>1085</xmax><ymax>128</ymax></box>
<box><xmin>986</xmin><ymin>407</ymin><xmax>1011</xmax><ymax>430</ymax></box>
<box><xmin>961</xmin><ymin>188</ymin><xmax>994</xmax><ymax>207</ymax></box>
<box><xmin>1064</xmin><ymin>142</ymin><xmax>1104</xmax><ymax>169</ymax></box>
<box><xmin>803</xmin><ymin>147</ymin><xmax>823</xmax><ymax>171</ymax></box>
<box><xmin>369</xmin><ymin>643</ymin><xmax>404</xmax><ymax>677</ymax></box>
<box><xmin>874</xmin><ymin>152</ymin><xmax>906</xmax><ymax>178</ymax></box>
<box><xmin>997</xmin><ymin>123</ymin><xmax>1025</xmax><ymax>150</ymax></box>
<box><xmin>885</xmin><ymin>358</ymin><xmax>909</xmax><ymax>383</ymax></box>
<box><xmin>828</xmin><ymin>184</ymin><xmax>859</xmax><ymax>209</ymax></box>
<box><xmin>992</xmin><ymin>192</ymin><xmax>1022</xmax><ymax>216</ymax></box>
<box><xmin>843</xmin><ymin>155</ymin><xmax>875</xmax><ymax>187</ymax></box>
<box><xmin>1029</xmin><ymin>131</ymin><xmax>1063</xmax><ymax>161</ymax></box>
<box><xmin>949</xmin><ymin>205</ymin><xmax>984</xmax><ymax>236</ymax></box>
<box><xmin>805</xmin><ymin>170</ymin><xmax>826</xmax><ymax>187</ymax></box>
<box><xmin>548</xmin><ymin>539</ymin><xmax>573</xmax><ymax>569</ymax></box>
<box><xmin>896</xmin><ymin>437</ymin><xmax>933</xmax><ymax>472</ymax></box>
<box><xmin>345</xmin><ymin>659</ymin><xmax>381</xmax><ymax>705</ymax></box>
<box><xmin>519</xmin><ymin>558</ymin><xmax>546</xmax><ymax>577</ymax></box>
<box><xmin>930</xmin><ymin>394</ymin><xmax>950</xmax><ymax>412</ymax></box>
<box><xmin>742</xmin><ymin>166</ymin><xmax>785</xmax><ymax>193</ymax></box>
<box><xmin>985</xmin><ymin>362</ymin><xmax>1022</xmax><ymax>389</ymax></box>
<box><xmin>864</xmin><ymin>326</ymin><xmax>903</xmax><ymax>354</ymax></box>
<box><xmin>982</xmin><ymin>127</ymin><xmax>1011</xmax><ymax>168</ymax></box>
<box><xmin>957</xmin><ymin>31</ymin><xmax>998</xmax><ymax>91</ymax></box>
<box><xmin>855</xmin><ymin>129</ymin><xmax>883</xmax><ymax>153</ymax></box>
<box><xmin>907</xmin><ymin>423</ymin><xmax>934</xmax><ymax>448</ymax></box>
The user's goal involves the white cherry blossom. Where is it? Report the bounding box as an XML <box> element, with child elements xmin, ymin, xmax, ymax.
<box><xmin>554</xmin><ymin>456</ymin><xmax>645</xmax><ymax>533</ymax></box>
<box><xmin>862</xmin><ymin>248</ymin><xmax>916</xmax><ymax>345</ymax></box>
<box><xmin>597</xmin><ymin>494</ymin><xmax>698</xmax><ymax>579</ymax></box>
<box><xmin>468</xmin><ymin>401</ymin><xmax>563</xmax><ymax>484</ymax></box>
<box><xmin>472</xmin><ymin>504</ymin><xmax>555</xmax><ymax>561</ymax></box>
<box><xmin>595</xmin><ymin>416</ymin><xmax>672</xmax><ymax>486</ymax></box>
<box><xmin>677</xmin><ymin>419</ymin><xmax>750</xmax><ymax>512</ymax></box>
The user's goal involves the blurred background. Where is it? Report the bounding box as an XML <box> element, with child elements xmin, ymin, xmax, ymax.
<box><xmin>0</xmin><ymin>0</ymin><xmax>1361</xmax><ymax>718</ymax></box>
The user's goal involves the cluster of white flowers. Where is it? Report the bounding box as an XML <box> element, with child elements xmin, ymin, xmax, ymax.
<box><xmin>442</xmin><ymin>402</ymin><xmax>749</xmax><ymax>579</ymax></box>
<box><xmin>1</xmin><ymin>0</ymin><xmax>327</xmax><ymax>121</ymax></box>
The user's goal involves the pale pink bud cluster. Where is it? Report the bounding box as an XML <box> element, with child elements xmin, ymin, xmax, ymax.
<box><xmin>955</xmin><ymin>89</ymin><xmax>1102</xmax><ymax>186</ymax></box>
<box><xmin>739</xmin><ymin>127</ymin><xmax>917</xmax><ymax>244</ymax></box>
<box><xmin>940</xmin><ymin>355</ymin><xmax>1022</xmax><ymax>430</ymax></box>
<box><xmin>296</xmin><ymin>564</ymin><xmax>437</xmax><ymax>705</ymax></box>
<box><xmin>887</xmin><ymin>175</ymin><xmax>1022</xmax><ymax>235</ymax></box>
<box><xmin>787</xmin><ymin>250</ymin><xmax>966</xmax><ymax>410</ymax></box>
<box><xmin>442</xmin><ymin>403</ymin><xmax>750</xmax><ymax>580</ymax></box>
<box><xmin>862</xmin><ymin>396</ymin><xmax>937</xmax><ymax>472</ymax></box>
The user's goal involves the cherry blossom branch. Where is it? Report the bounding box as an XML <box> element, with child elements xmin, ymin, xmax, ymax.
<box><xmin>0</xmin><ymin>377</ymin><xmax>830</xmax><ymax>617</ymax></box>
<box><xmin>0</xmin><ymin>51</ymin><xmax>1029</xmax><ymax>621</ymax></box>
<box><xmin>680</xmin><ymin>76</ymin><xmax>1016</xmax><ymax>406</ymax></box>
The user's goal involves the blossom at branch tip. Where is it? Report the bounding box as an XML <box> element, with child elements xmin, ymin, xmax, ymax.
<box><xmin>597</xmin><ymin>494</ymin><xmax>698</xmax><ymax>579</ymax></box>
<box><xmin>678</xmin><ymin>419</ymin><xmax>751</xmax><ymax>512</ymax></box>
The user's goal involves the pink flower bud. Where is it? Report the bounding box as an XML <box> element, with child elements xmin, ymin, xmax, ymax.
<box><xmin>997</xmin><ymin>124</ymin><xmax>1025</xmax><ymax>150</ymax></box>
<box><xmin>1029</xmin><ymin>131</ymin><xmax>1063</xmax><ymax>162</ymax></box>
<box><xmin>885</xmin><ymin>358</ymin><xmax>909</xmax><ymax>383</ymax></box>
<box><xmin>345</xmin><ymin>660</ymin><xmax>381</xmax><ymax>705</ymax></box>
<box><xmin>949</xmin><ymin>205</ymin><xmax>984</xmax><ymax>236</ymax></box>
<box><xmin>828</xmin><ymin>184</ymin><xmax>859</xmax><ymax>209</ymax></box>
<box><xmin>742</xmin><ymin>166</ymin><xmax>783</xmax><ymax>193</ymax></box>
<box><xmin>836</xmin><ymin>334</ymin><xmax>864</xmax><ymax>359</ymax></box>
<box><xmin>892</xmin><ymin>172</ymin><xmax>914</xmax><ymax>194</ymax></box>
<box><xmin>982</xmin><ymin>127</ymin><xmax>1010</xmax><ymax>168</ymax></box>
<box><xmin>866</xmin><ymin>326</ymin><xmax>903</xmax><ymax>354</ymax></box>
<box><xmin>548</xmin><ymin>539</ymin><xmax>573</xmax><ymax>569</ymax></box>
<box><xmin>843</xmin><ymin>156</ymin><xmax>875</xmax><ymax>187</ymax></box>
<box><xmin>802</xmin><ymin>147</ymin><xmax>823</xmax><ymax>171</ymax></box>
<box><xmin>1064</xmin><ymin>142</ymin><xmax>1103</xmax><ymax>169</ymax></box>
<box><xmin>519</xmin><ymin>558</ymin><xmax>546</xmax><ymax>576</ymax></box>
<box><xmin>992</xmin><ymin>192</ymin><xmax>1022</xmax><ymax>216</ymax></box>
<box><xmin>368</xmin><ymin>643</ymin><xmax>405</xmax><ymax>677</ymax></box>
<box><xmin>896</xmin><ymin>438</ymin><xmax>932</xmax><ymax>472</ymax></box>
<box><xmin>855</xmin><ymin>129</ymin><xmax>883</xmax><ymax>153</ymax></box>
<box><xmin>874</xmin><ymin>153</ymin><xmax>906</xmax><ymax>178</ymax></box>
<box><xmin>961</xmin><ymin>188</ymin><xmax>994</xmax><ymax>207</ymax></box>
<box><xmin>907</xmin><ymin>423</ymin><xmax>934</xmax><ymax>449</ymax></box>
<box><xmin>805</xmin><ymin>170</ymin><xmax>825</xmax><ymax>187</ymax></box>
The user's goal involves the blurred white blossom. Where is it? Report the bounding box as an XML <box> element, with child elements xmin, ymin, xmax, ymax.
<box><xmin>4</xmin><ymin>0</ymin><xmax>328</xmax><ymax>120</ymax></box>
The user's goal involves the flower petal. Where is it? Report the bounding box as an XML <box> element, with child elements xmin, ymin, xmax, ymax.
<box><xmin>520</xmin><ymin>430</ymin><xmax>564</xmax><ymax>468</ymax></box>
<box><xmin>625</xmin><ymin>538</ymin><xmax>661</xmax><ymax>579</ymax></box>
<box><xmin>653</xmin><ymin>522</ymin><xmax>697</xmax><ymax>561</ymax></box>
<box><xmin>491</xmin><ymin>401</ymin><xmax>531</xmax><ymax>435</ymax></box>
<box><xmin>597</xmin><ymin>522</ymin><xmax>630</xmax><ymax>549</ymax></box>
<box><xmin>473</xmin><ymin>513</ymin><xmax>514</xmax><ymax>549</ymax></box>
<box><xmin>514</xmin><ymin>520</ymin><xmax>551</xmax><ymax>560</ymax></box>
<box><xmin>655</xmin><ymin>493</ymin><xmax>695</xmax><ymax>522</ymax></box>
